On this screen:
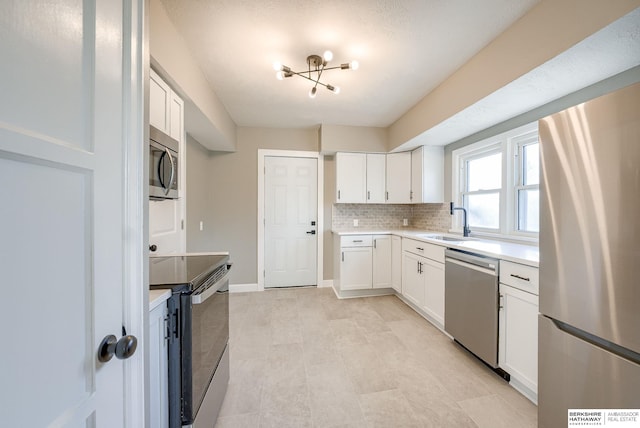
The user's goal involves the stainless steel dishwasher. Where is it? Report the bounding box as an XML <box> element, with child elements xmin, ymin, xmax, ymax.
<box><xmin>444</xmin><ymin>249</ymin><xmax>502</xmax><ymax>370</ymax></box>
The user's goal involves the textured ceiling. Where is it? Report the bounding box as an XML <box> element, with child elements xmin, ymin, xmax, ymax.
<box><xmin>159</xmin><ymin>0</ymin><xmax>539</xmax><ymax>128</ymax></box>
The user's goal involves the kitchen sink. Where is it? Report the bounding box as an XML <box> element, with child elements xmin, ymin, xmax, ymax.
<box><xmin>418</xmin><ymin>234</ymin><xmax>468</xmax><ymax>242</ymax></box>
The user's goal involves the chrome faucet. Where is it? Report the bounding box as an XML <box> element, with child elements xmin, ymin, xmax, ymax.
<box><xmin>450</xmin><ymin>202</ymin><xmax>471</xmax><ymax>237</ymax></box>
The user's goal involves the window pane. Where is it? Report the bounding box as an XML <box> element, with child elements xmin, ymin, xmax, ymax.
<box><xmin>518</xmin><ymin>189</ymin><xmax>539</xmax><ymax>232</ymax></box>
<box><xmin>467</xmin><ymin>152</ymin><xmax>502</xmax><ymax>191</ymax></box>
<box><xmin>523</xmin><ymin>143</ymin><xmax>539</xmax><ymax>186</ymax></box>
<box><xmin>466</xmin><ymin>193</ymin><xmax>500</xmax><ymax>229</ymax></box>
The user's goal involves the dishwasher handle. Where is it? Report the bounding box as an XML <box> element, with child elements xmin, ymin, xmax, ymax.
<box><xmin>445</xmin><ymin>249</ymin><xmax>498</xmax><ymax>275</ymax></box>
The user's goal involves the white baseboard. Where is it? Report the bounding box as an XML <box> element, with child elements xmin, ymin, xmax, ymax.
<box><xmin>318</xmin><ymin>279</ymin><xmax>333</xmax><ymax>288</ymax></box>
<box><xmin>229</xmin><ymin>283</ymin><xmax>259</xmax><ymax>293</ymax></box>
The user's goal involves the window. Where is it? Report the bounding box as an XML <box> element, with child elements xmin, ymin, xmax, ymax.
<box><xmin>462</xmin><ymin>149</ymin><xmax>502</xmax><ymax>230</ymax></box>
<box><xmin>452</xmin><ymin>123</ymin><xmax>539</xmax><ymax>241</ymax></box>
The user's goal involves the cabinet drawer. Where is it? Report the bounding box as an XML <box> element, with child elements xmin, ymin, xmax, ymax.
<box><xmin>341</xmin><ymin>235</ymin><xmax>372</xmax><ymax>247</ymax></box>
<box><xmin>402</xmin><ymin>238</ymin><xmax>444</xmax><ymax>262</ymax></box>
<box><xmin>500</xmin><ymin>260</ymin><xmax>539</xmax><ymax>295</ymax></box>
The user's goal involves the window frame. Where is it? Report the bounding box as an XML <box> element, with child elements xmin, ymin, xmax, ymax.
<box><xmin>512</xmin><ymin>133</ymin><xmax>540</xmax><ymax>237</ymax></box>
<box><xmin>451</xmin><ymin>122</ymin><xmax>539</xmax><ymax>243</ymax></box>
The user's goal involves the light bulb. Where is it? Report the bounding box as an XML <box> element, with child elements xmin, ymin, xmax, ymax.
<box><xmin>350</xmin><ymin>60</ymin><xmax>359</xmax><ymax>70</ymax></box>
<box><xmin>323</xmin><ymin>50</ymin><xmax>333</xmax><ymax>62</ymax></box>
<box><xmin>332</xmin><ymin>86</ymin><xmax>341</xmax><ymax>94</ymax></box>
<box><xmin>273</xmin><ymin>61</ymin><xmax>282</xmax><ymax>71</ymax></box>
<box><xmin>309</xmin><ymin>87</ymin><xmax>317</xmax><ymax>98</ymax></box>
<box><xmin>276</xmin><ymin>71</ymin><xmax>284</xmax><ymax>80</ymax></box>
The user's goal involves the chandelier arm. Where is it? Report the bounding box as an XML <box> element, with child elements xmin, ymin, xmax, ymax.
<box><xmin>320</xmin><ymin>65</ymin><xmax>348</xmax><ymax>71</ymax></box>
<box><xmin>287</xmin><ymin>71</ymin><xmax>331</xmax><ymax>88</ymax></box>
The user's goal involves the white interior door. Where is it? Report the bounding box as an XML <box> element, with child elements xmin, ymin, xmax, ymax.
<box><xmin>264</xmin><ymin>157</ymin><xmax>318</xmax><ymax>287</ymax></box>
<box><xmin>0</xmin><ymin>1</ymin><xmax>140</xmax><ymax>426</ymax></box>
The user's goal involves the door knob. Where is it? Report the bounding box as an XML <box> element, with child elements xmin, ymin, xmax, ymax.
<box><xmin>98</xmin><ymin>333</ymin><xmax>138</xmax><ymax>363</ymax></box>
<box><xmin>149</xmin><ymin>244</ymin><xmax>157</xmax><ymax>252</ymax></box>
<box><xmin>306</xmin><ymin>230</ymin><xmax>316</xmax><ymax>235</ymax></box>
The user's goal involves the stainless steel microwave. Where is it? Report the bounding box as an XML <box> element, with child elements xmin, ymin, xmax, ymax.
<box><xmin>149</xmin><ymin>125</ymin><xmax>179</xmax><ymax>199</ymax></box>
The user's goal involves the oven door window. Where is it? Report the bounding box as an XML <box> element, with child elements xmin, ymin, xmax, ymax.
<box><xmin>190</xmin><ymin>279</ymin><xmax>229</xmax><ymax>416</ymax></box>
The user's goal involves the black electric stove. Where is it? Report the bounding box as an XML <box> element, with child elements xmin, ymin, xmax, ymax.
<box><xmin>149</xmin><ymin>253</ymin><xmax>231</xmax><ymax>428</ymax></box>
<box><xmin>149</xmin><ymin>253</ymin><xmax>229</xmax><ymax>289</ymax></box>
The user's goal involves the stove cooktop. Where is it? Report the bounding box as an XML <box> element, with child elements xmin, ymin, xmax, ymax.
<box><xmin>149</xmin><ymin>254</ymin><xmax>229</xmax><ymax>289</ymax></box>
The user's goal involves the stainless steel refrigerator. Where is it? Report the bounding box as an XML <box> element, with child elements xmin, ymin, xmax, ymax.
<box><xmin>538</xmin><ymin>81</ymin><xmax>640</xmax><ymax>427</ymax></box>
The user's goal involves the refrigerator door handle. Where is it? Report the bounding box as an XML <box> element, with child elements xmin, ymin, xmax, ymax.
<box><xmin>551</xmin><ymin>317</ymin><xmax>640</xmax><ymax>366</ymax></box>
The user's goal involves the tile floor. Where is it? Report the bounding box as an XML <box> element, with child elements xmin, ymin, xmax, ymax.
<box><xmin>215</xmin><ymin>287</ymin><xmax>537</xmax><ymax>428</ymax></box>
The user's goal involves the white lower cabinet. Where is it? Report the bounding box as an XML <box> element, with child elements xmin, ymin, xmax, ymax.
<box><xmin>149</xmin><ymin>301</ymin><xmax>169</xmax><ymax>428</ymax></box>
<box><xmin>334</xmin><ymin>234</ymin><xmax>394</xmax><ymax>293</ymax></box>
<box><xmin>341</xmin><ymin>246</ymin><xmax>373</xmax><ymax>290</ymax></box>
<box><xmin>391</xmin><ymin>235</ymin><xmax>402</xmax><ymax>292</ymax></box>
<box><xmin>372</xmin><ymin>235</ymin><xmax>392</xmax><ymax>288</ymax></box>
<box><xmin>402</xmin><ymin>251</ymin><xmax>425</xmax><ymax>307</ymax></box>
<box><xmin>422</xmin><ymin>257</ymin><xmax>445</xmax><ymax>327</ymax></box>
<box><xmin>499</xmin><ymin>282</ymin><xmax>539</xmax><ymax>403</ymax></box>
<box><xmin>401</xmin><ymin>238</ymin><xmax>445</xmax><ymax>329</ymax></box>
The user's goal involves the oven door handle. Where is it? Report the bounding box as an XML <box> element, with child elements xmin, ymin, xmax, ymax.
<box><xmin>191</xmin><ymin>268</ymin><xmax>231</xmax><ymax>305</ymax></box>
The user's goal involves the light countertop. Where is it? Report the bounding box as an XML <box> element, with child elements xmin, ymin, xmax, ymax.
<box><xmin>333</xmin><ymin>229</ymin><xmax>539</xmax><ymax>267</ymax></box>
<box><xmin>149</xmin><ymin>289</ymin><xmax>171</xmax><ymax>311</ymax></box>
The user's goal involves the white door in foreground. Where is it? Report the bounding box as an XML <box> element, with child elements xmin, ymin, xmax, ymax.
<box><xmin>264</xmin><ymin>156</ymin><xmax>318</xmax><ymax>287</ymax></box>
<box><xmin>0</xmin><ymin>1</ymin><xmax>141</xmax><ymax>425</ymax></box>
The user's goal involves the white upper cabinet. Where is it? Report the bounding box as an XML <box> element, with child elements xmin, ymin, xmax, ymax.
<box><xmin>150</xmin><ymin>69</ymin><xmax>184</xmax><ymax>143</ymax></box>
<box><xmin>366</xmin><ymin>153</ymin><xmax>386</xmax><ymax>203</ymax></box>
<box><xmin>169</xmin><ymin>91</ymin><xmax>184</xmax><ymax>143</ymax></box>
<box><xmin>411</xmin><ymin>146</ymin><xmax>444</xmax><ymax>203</ymax></box>
<box><xmin>386</xmin><ymin>151</ymin><xmax>412</xmax><ymax>203</ymax></box>
<box><xmin>336</xmin><ymin>152</ymin><xmax>367</xmax><ymax>203</ymax></box>
<box><xmin>150</xmin><ymin>69</ymin><xmax>171</xmax><ymax>133</ymax></box>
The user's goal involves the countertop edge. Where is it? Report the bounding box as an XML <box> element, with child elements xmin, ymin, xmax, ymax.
<box><xmin>149</xmin><ymin>289</ymin><xmax>171</xmax><ymax>311</ymax></box>
<box><xmin>332</xmin><ymin>229</ymin><xmax>539</xmax><ymax>267</ymax></box>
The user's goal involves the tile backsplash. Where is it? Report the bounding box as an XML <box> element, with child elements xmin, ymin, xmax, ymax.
<box><xmin>332</xmin><ymin>203</ymin><xmax>450</xmax><ymax>232</ymax></box>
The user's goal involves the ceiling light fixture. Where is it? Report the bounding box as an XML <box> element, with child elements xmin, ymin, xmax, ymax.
<box><xmin>273</xmin><ymin>50</ymin><xmax>358</xmax><ymax>98</ymax></box>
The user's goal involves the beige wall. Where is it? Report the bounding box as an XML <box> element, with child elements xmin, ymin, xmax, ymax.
<box><xmin>204</xmin><ymin>127</ymin><xmax>318</xmax><ymax>284</ymax></box>
<box><xmin>150</xmin><ymin>0</ymin><xmax>236</xmax><ymax>151</ymax></box>
<box><xmin>320</xmin><ymin>125</ymin><xmax>388</xmax><ymax>154</ymax></box>
<box><xmin>389</xmin><ymin>0</ymin><xmax>640</xmax><ymax>150</ymax></box>
<box><xmin>323</xmin><ymin>155</ymin><xmax>336</xmax><ymax>279</ymax></box>
<box><xmin>185</xmin><ymin>136</ymin><xmax>217</xmax><ymax>251</ymax></box>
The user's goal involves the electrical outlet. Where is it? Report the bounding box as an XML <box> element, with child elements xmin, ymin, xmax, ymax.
<box><xmin>403</xmin><ymin>218</ymin><xmax>409</xmax><ymax>226</ymax></box>
<box><xmin>353</xmin><ymin>219</ymin><xmax>359</xmax><ymax>227</ymax></box>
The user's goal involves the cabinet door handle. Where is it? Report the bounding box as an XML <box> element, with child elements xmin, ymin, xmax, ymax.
<box><xmin>416</xmin><ymin>247</ymin><xmax>424</xmax><ymax>251</ymax></box>
<box><xmin>410</xmin><ymin>190</ymin><xmax>413</xmax><ymax>200</ymax></box>
<box><xmin>342</xmin><ymin>251</ymin><xmax>344</xmax><ymax>262</ymax></box>
<box><xmin>367</xmin><ymin>191</ymin><xmax>370</xmax><ymax>200</ymax></box>
<box><xmin>499</xmin><ymin>294</ymin><xmax>504</xmax><ymax>310</ymax></box>
<box><xmin>353</xmin><ymin>240</ymin><xmax>363</xmax><ymax>243</ymax></box>
<box><xmin>510</xmin><ymin>274</ymin><xmax>530</xmax><ymax>282</ymax></box>
<box><xmin>338</xmin><ymin>190</ymin><xmax>341</xmax><ymax>200</ymax></box>
<box><xmin>373</xmin><ymin>239</ymin><xmax>376</xmax><ymax>249</ymax></box>
<box><xmin>386</xmin><ymin>191</ymin><xmax>389</xmax><ymax>201</ymax></box>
